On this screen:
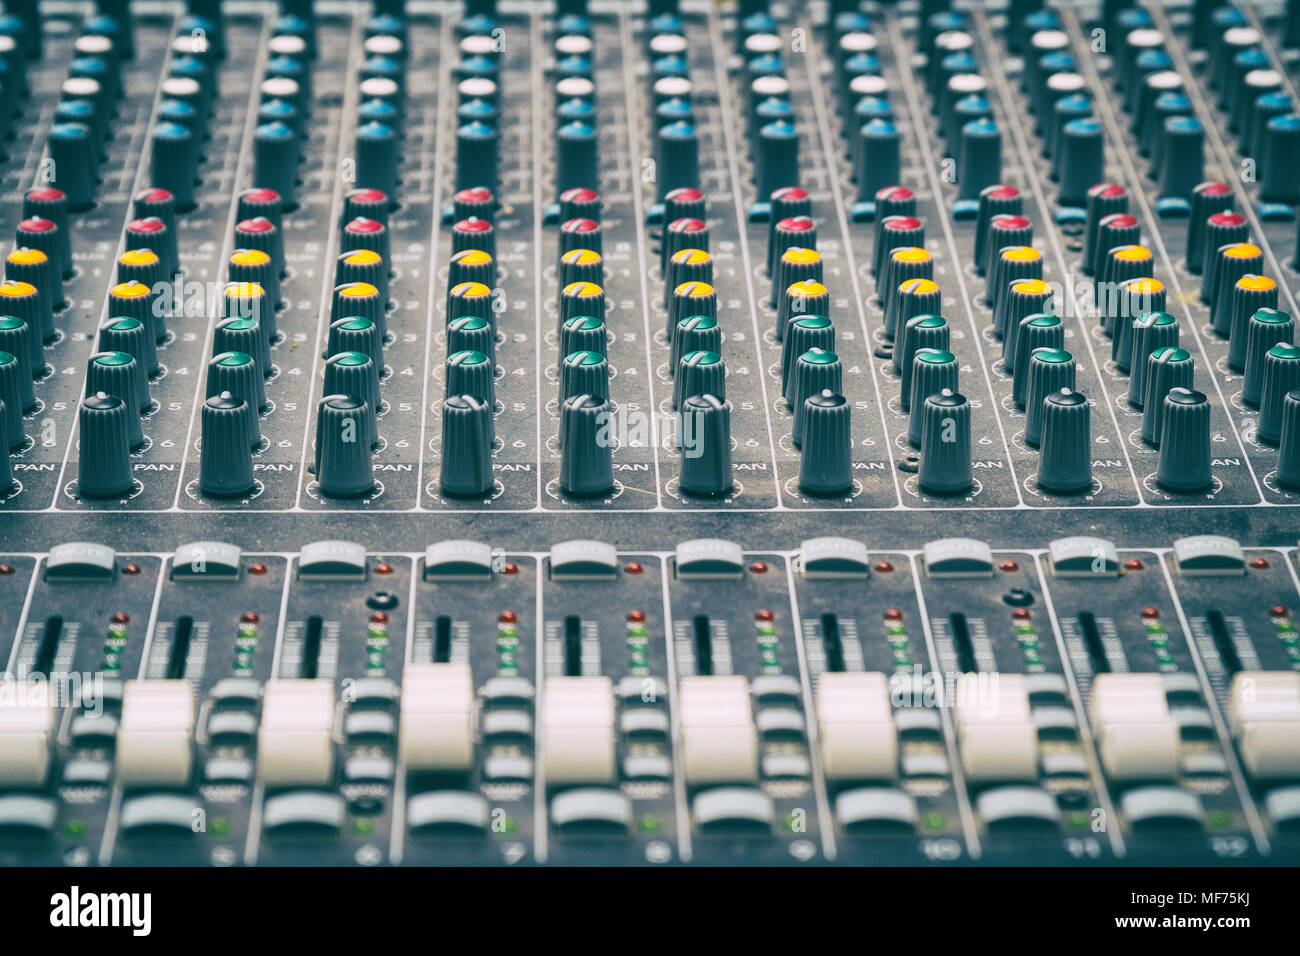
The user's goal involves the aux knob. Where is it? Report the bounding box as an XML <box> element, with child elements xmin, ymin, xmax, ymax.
<box><xmin>314</xmin><ymin>395</ymin><xmax>375</xmax><ymax>498</ymax></box>
<box><xmin>1037</xmin><ymin>388</ymin><xmax>1092</xmax><ymax>495</ymax></box>
<box><xmin>678</xmin><ymin>393</ymin><xmax>733</xmax><ymax>497</ymax></box>
<box><xmin>440</xmin><ymin>393</ymin><xmax>495</xmax><ymax>498</ymax></box>
<box><xmin>560</xmin><ymin>393</ymin><xmax>614</xmax><ymax>497</ymax></box>
<box><xmin>199</xmin><ymin>391</ymin><xmax>256</xmax><ymax>497</ymax></box>
<box><xmin>918</xmin><ymin>388</ymin><xmax>972</xmax><ymax>496</ymax></box>
<box><xmin>1156</xmin><ymin>387</ymin><xmax>1213</xmax><ymax>492</ymax></box>
<box><xmin>77</xmin><ymin>392</ymin><xmax>134</xmax><ymax>499</ymax></box>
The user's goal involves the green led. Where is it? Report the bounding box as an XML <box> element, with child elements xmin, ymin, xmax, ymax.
<box><xmin>367</xmin><ymin>653</ymin><xmax>385</xmax><ymax>667</ymax></box>
<box><xmin>1280</xmin><ymin>633</ymin><xmax>1299</xmax><ymax>646</ymax></box>
<box><xmin>209</xmin><ymin>817</ymin><xmax>230</xmax><ymax>836</ymax></box>
<box><xmin>499</xmin><ymin>626</ymin><xmax>518</xmax><ymax>639</ymax></box>
<box><xmin>103</xmin><ymin>659</ymin><xmax>120</xmax><ymax>672</ymax></box>
<box><xmin>1208</xmin><ymin>810</ymin><xmax>1232</xmax><ymax>830</ymax></box>
<box><xmin>64</xmin><ymin>819</ymin><xmax>87</xmax><ymax>838</ymax></box>
<box><xmin>639</xmin><ymin>815</ymin><xmax>660</xmax><ymax>834</ymax></box>
<box><xmin>1149</xmin><ymin>634</ymin><xmax>1169</xmax><ymax>648</ymax></box>
<box><xmin>923</xmin><ymin>812</ymin><xmax>945</xmax><ymax>831</ymax></box>
<box><xmin>353</xmin><ymin>818</ymin><xmax>374</xmax><ymax>835</ymax></box>
<box><xmin>238</xmin><ymin>627</ymin><xmax>258</xmax><ymax>639</ymax></box>
<box><xmin>1024</xmin><ymin>651</ymin><xmax>1042</xmax><ymax>665</ymax></box>
<box><xmin>1067</xmin><ymin>810</ymin><xmax>1090</xmax><ymax>829</ymax></box>
<box><xmin>1015</xmin><ymin>624</ymin><xmax>1036</xmax><ymax>635</ymax></box>
<box><xmin>757</xmin><ymin>626</ymin><xmax>778</xmax><ymax>638</ymax></box>
<box><xmin>1276</xmin><ymin>620</ymin><xmax>1295</xmax><ymax>633</ymax></box>
<box><xmin>886</xmin><ymin>624</ymin><xmax>906</xmax><ymax>636</ymax></box>
<box><xmin>497</xmin><ymin>815</ymin><xmax>516</xmax><ymax>834</ymax></box>
<box><xmin>761</xmin><ymin>650</ymin><xmax>779</xmax><ymax>665</ymax></box>
<box><xmin>627</xmin><ymin>625</ymin><xmax>647</xmax><ymax>638</ymax></box>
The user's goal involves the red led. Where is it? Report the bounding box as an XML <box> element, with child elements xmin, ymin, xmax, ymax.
<box><xmin>1000</xmin><ymin>560</ymin><xmax>1019</xmax><ymax>572</ymax></box>
<box><xmin>501</xmin><ymin>561</ymin><xmax>519</xmax><ymax>575</ymax></box>
<box><xmin>1250</xmin><ymin>557</ymin><xmax>1270</xmax><ymax>570</ymax></box>
<box><xmin>249</xmin><ymin>562</ymin><xmax>268</xmax><ymax>575</ymax></box>
<box><xmin>1141</xmin><ymin>606</ymin><xmax>1160</xmax><ymax>620</ymax></box>
<box><xmin>240</xmin><ymin>611</ymin><xmax>260</xmax><ymax>624</ymax></box>
<box><xmin>375</xmin><ymin>562</ymin><xmax>394</xmax><ymax>575</ymax></box>
<box><xmin>1270</xmin><ymin>605</ymin><xmax>1289</xmax><ymax>618</ymax></box>
<box><xmin>111</xmin><ymin>612</ymin><xmax>129</xmax><ymax>624</ymax></box>
<box><xmin>369</xmin><ymin>611</ymin><xmax>389</xmax><ymax>625</ymax></box>
<box><xmin>756</xmin><ymin>609</ymin><xmax>775</xmax><ymax>622</ymax></box>
<box><xmin>625</xmin><ymin>562</ymin><xmax>644</xmax><ymax>575</ymax></box>
<box><xmin>1124</xmin><ymin>558</ymin><xmax>1144</xmax><ymax>571</ymax></box>
<box><xmin>874</xmin><ymin>560</ymin><xmax>894</xmax><ymax>573</ymax></box>
<box><xmin>499</xmin><ymin>610</ymin><xmax>518</xmax><ymax>624</ymax></box>
<box><xmin>0</xmin><ymin>564</ymin><xmax>12</xmax><ymax>575</ymax></box>
<box><xmin>628</xmin><ymin>609</ymin><xmax>646</xmax><ymax>623</ymax></box>
<box><xmin>1012</xmin><ymin>608</ymin><xmax>1032</xmax><ymax>621</ymax></box>
<box><xmin>749</xmin><ymin>561</ymin><xmax>769</xmax><ymax>574</ymax></box>
<box><xmin>123</xmin><ymin>564</ymin><xmax>141</xmax><ymax>575</ymax></box>
<box><xmin>884</xmin><ymin>608</ymin><xmax>903</xmax><ymax>622</ymax></box>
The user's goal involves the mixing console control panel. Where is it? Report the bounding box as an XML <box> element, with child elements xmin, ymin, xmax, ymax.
<box><xmin>0</xmin><ymin>0</ymin><xmax>1298</xmax><ymax>867</ymax></box>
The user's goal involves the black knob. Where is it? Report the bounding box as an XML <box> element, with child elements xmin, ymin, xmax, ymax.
<box><xmin>854</xmin><ymin>119</ymin><xmax>900</xmax><ymax>202</ymax></box>
<box><xmin>440</xmin><ymin>393</ymin><xmax>494</xmax><ymax>498</ymax></box>
<box><xmin>907</xmin><ymin>347</ymin><xmax>958</xmax><ymax>445</ymax></box>
<box><xmin>660</xmin><ymin>215</ymin><xmax>708</xmax><ymax>274</ymax></box>
<box><xmin>1207</xmin><ymin>242</ymin><xmax>1262</xmax><ymax>334</ymax></box>
<box><xmin>1082</xmin><ymin>184</ymin><xmax>1128</xmax><ymax>275</ymax></box>
<box><xmin>1111</xmin><ymin>278</ymin><xmax>1167</xmax><ymax>372</ymax></box>
<box><xmin>1259</xmin><ymin>114</ymin><xmax>1300</xmax><ymax>204</ymax></box>
<box><xmin>1156</xmin><ymin>387</ymin><xmax>1212</xmax><ymax>492</ymax></box>
<box><xmin>1056</xmin><ymin>117</ymin><xmax>1103</xmax><ymax>207</ymax></box>
<box><xmin>767</xmin><ymin>187</ymin><xmax>812</xmax><ymax>273</ymax></box>
<box><xmin>1186</xmin><ymin>183</ymin><xmax>1235</xmax><ymax>273</ymax></box>
<box><xmin>798</xmin><ymin>390</ymin><xmax>852</xmax><ymax>496</ymax></box>
<box><xmin>1259</xmin><ymin>343</ymin><xmax>1300</xmax><ymax>445</ymax></box>
<box><xmin>324</xmin><ymin>352</ymin><xmax>381</xmax><ymax>447</ymax></box>
<box><xmin>887</xmin><ymin>278</ymin><xmax>942</xmax><ymax>347</ymax></box>
<box><xmin>1025</xmin><ymin>348</ymin><xmax>1076</xmax><ymax>447</ymax></box>
<box><xmin>656</xmin><ymin>120</ymin><xmax>698</xmax><ymax>201</ymax></box>
<box><xmin>223</xmin><ymin>281</ymin><xmax>274</xmax><ymax>347</ymax></box>
<box><xmin>666</xmin><ymin>249</ymin><xmax>712</xmax><ymax>308</ymax></box>
<box><xmin>0</xmin><ymin>350</ymin><xmax>32</xmax><ymax>446</ymax></box>
<box><xmin>560</xmin><ymin>315</ymin><xmax>607</xmax><ymax>360</ymax></box>
<box><xmin>1037</xmin><ymin>388</ymin><xmax>1092</xmax><ymax>494</ymax></box>
<box><xmin>1000</xmin><ymin>278</ymin><xmax>1053</xmax><ymax>369</ymax></box>
<box><xmin>674</xmin><ymin>349</ymin><xmax>725</xmax><ymax>411</ymax></box>
<box><xmin>448</xmin><ymin>280</ymin><xmax>494</xmax><ymax>333</ymax></box>
<box><xmin>678</xmin><ymin>394</ymin><xmax>733</xmax><ymax>497</ymax></box>
<box><xmin>446</xmin><ymin>315</ymin><xmax>494</xmax><ymax>366</ymax></box>
<box><xmin>214</xmin><ymin>316</ymin><xmax>271</xmax><ymax>379</ymax></box>
<box><xmin>445</xmin><ymin>348</ymin><xmax>495</xmax><ymax>411</ymax></box>
<box><xmin>1127</xmin><ymin>311</ymin><xmax>1180</xmax><ymax>406</ymax></box>
<box><xmin>874</xmin><ymin>213</ymin><xmax>925</xmax><ymax>278</ymax></box>
<box><xmin>772</xmin><ymin>246</ymin><xmax>821</xmax><ymax>312</ymax></box>
<box><xmin>559</xmin><ymin>186</ymin><xmax>601</xmax><ymax>224</ymax></box>
<box><xmin>85</xmin><ymin>351</ymin><xmax>144</xmax><ymax>448</ymax></box>
<box><xmin>756</xmin><ymin>119</ymin><xmax>798</xmax><ymax>199</ymax></box>
<box><xmin>0</xmin><ymin>314</ymin><xmax>40</xmax><ymax>386</ymax></box>
<box><xmin>314</xmin><ymin>394</ymin><xmax>375</xmax><ymax>498</ymax></box>
<box><xmin>918</xmin><ymin>388</ymin><xmax>972</xmax><ymax>496</ymax></box>
<box><xmin>988</xmin><ymin>246</ymin><xmax>1042</xmax><ymax>332</ymax></box>
<box><xmin>77</xmin><ymin>392</ymin><xmax>133</xmax><ymax>498</ymax></box>
<box><xmin>1011</xmin><ymin>313</ymin><xmax>1065</xmax><ymax>408</ymax></box>
<box><xmin>1226</xmin><ymin>275</ymin><xmax>1279</xmax><ymax>373</ymax></box>
<box><xmin>199</xmin><ymin>391</ymin><xmax>256</xmax><ymax>497</ymax></box>
<box><xmin>22</xmin><ymin>188</ymin><xmax>73</xmax><ymax>277</ymax></box>
<box><xmin>556</xmin><ymin>119</ymin><xmax>598</xmax><ymax>198</ymax></box>
<box><xmin>1156</xmin><ymin>115</ymin><xmax>1204</xmax><ymax>201</ymax></box>
<box><xmin>880</xmin><ymin>247</ymin><xmax>934</xmax><ymax>340</ymax></box>
<box><xmin>559</xmin><ymin>350</ymin><xmax>608</xmax><ymax>407</ymax></box>
<box><xmin>1141</xmin><ymin>346</ymin><xmax>1194</xmax><ymax>445</ymax></box>
<box><xmin>151</xmin><ymin>121</ymin><xmax>199</xmax><ymax>211</ymax></box>
<box><xmin>1242</xmin><ymin>308</ymin><xmax>1294</xmax><ymax>407</ymax></box>
<box><xmin>957</xmin><ymin>117</ymin><xmax>1001</xmax><ymax>199</ymax></box>
<box><xmin>336</xmin><ymin>249</ymin><xmax>387</xmax><ymax>305</ymax></box>
<box><xmin>206</xmin><ymin>352</ymin><xmax>264</xmax><ymax>448</ymax></box>
<box><xmin>978</xmin><ymin>214</ymin><xmax>1032</xmax><ymax>282</ymax></box>
<box><xmin>254</xmin><ymin>121</ymin><xmax>298</xmax><ymax>207</ymax></box>
<box><xmin>559</xmin><ymin>393</ymin><xmax>614</xmax><ymax>497</ymax></box>
<box><xmin>49</xmin><ymin>122</ymin><xmax>96</xmax><ymax>211</ymax></box>
<box><xmin>971</xmin><ymin>186</ymin><xmax>1021</xmax><ymax>274</ymax></box>
<box><xmin>1276</xmin><ymin>389</ymin><xmax>1300</xmax><ymax>491</ymax></box>
<box><xmin>781</xmin><ymin>315</ymin><xmax>834</xmax><ymax>403</ymax></box>
<box><xmin>789</xmin><ymin>348</ymin><xmax>841</xmax><ymax>447</ymax></box>
<box><xmin>559</xmin><ymin>280</ymin><xmax>605</xmax><ymax>333</ymax></box>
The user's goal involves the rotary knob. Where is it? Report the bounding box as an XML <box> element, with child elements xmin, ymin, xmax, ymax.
<box><xmin>440</xmin><ymin>393</ymin><xmax>494</xmax><ymax>498</ymax></box>
<box><xmin>1037</xmin><ymin>388</ymin><xmax>1093</xmax><ymax>495</ymax></box>
<box><xmin>678</xmin><ymin>393</ymin><xmax>733</xmax><ymax>498</ymax></box>
<box><xmin>314</xmin><ymin>394</ymin><xmax>375</xmax><ymax>498</ymax></box>
<box><xmin>559</xmin><ymin>393</ymin><xmax>614</xmax><ymax>497</ymax></box>
<box><xmin>918</xmin><ymin>388</ymin><xmax>973</xmax><ymax>496</ymax></box>
<box><xmin>797</xmin><ymin>389</ymin><xmax>853</xmax><ymax>497</ymax></box>
<box><xmin>1156</xmin><ymin>387</ymin><xmax>1213</xmax><ymax>492</ymax></box>
<box><xmin>77</xmin><ymin>392</ymin><xmax>133</xmax><ymax>499</ymax></box>
<box><xmin>199</xmin><ymin>391</ymin><xmax>256</xmax><ymax>497</ymax></box>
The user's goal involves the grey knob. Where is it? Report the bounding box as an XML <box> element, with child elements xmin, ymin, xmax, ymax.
<box><xmin>206</xmin><ymin>351</ymin><xmax>265</xmax><ymax>447</ymax></box>
<box><xmin>327</xmin><ymin>316</ymin><xmax>384</xmax><ymax>371</ymax></box>
<box><xmin>1037</xmin><ymin>388</ymin><xmax>1092</xmax><ymax>494</ymax></box>
<box><xmin>907</xmin><ymin>347</ymin><xmax>958</xmax><ymax>446</ymax></box>
<box><xmin>0</xmin><ymin>316</ymin><xmax>40</xmax><ymax>387</ymax></box>
<box><xmin>440</xmin><ymin>393</ymin><xmax>494</xmax><ymax>498</ymax></box>
<box><xmin>1226</xmin><ymin>275</ymin><xmax>1280</xmax><ymax>372</ymax></box>
<box><xmin>324</xmin><ymin>352</ymin><xmax>381</xmax><ymax>447</ymax></box>
<box><xmin>78</xmin><ymin>392</ymin><xmax>133</xmax><ymax>499</ymax></box>
<box><xmin>214</xmin><ymin>316</ymin><xmax>271</xmax><ymax>380</ymax></box>
<box><xmin>1111</xmin><ymin>278</ymin><xmax>1167</xmax><ymax>372</ymax></box>
<box><xmin>445</xmin><ymin>348</ymin><xmax>495</xmax><ymax>410</ymax></box>
<box><xmin>199</xmin><ymin>391</ymin><xmax>256</xmax><ymax>497</ymax></box>
<box><xmin>1259</xmin><ymin>343</ymin><xmax>1300</xmax><ymax>445</ymax></box>
<box><xmin>674</xmin><ymin>349</ymin><xmax>726</xmax><ymax>411</ymax></box>
<box><xmin>98</xmin><ymin>316</ymin><xmax>156</xmax><ymax>385</ymax></box>
<box><xmin>781</xmin><ymin>315</ymin><xmax>835</xmax><ymax>403</ymax></box>
<box><xmin>678</xmin><ymin>394</ymin><xmax>733</xmax><ymax>497</ymax></box>
<box><xmin>560</xmin><ymin>349</ymin><xmax>609</xmax><ymax>407</ymax></box>
<box><xmin>790</xmin><ymin>348</ymin><xmax>841</xmax><ymax>447</ymax></box>
<box><xmin>85</xmin><ymin>351</ymin><xmax>144</xmax><ymax>449</ymax></box>
<box><xmin>1141</xmin><ymin>346</ymin><xmax>1195</xmax><ymax>445</ymax></box>
<box><xmin>1156</xmin><ymin>387</ymin><xmax>1212</xmax><ymax>492</ymax></box>
<box><xmin>1011</xmin><ymin>314</ymin><xmax>1064</xmax><ymax>408</ymax></box>
<box><xmin>560</xmin><ymin>315</ymin><xmax>607</xmax><ymax>359</ymax></box>
<box><xmin>1276</xmin><ymin>389</ymin><xmax>1300</xmax><ymax>491</ymax></box>
<box><xmin>1128</xmin><ymin>311</ymin><xmax>1180</xmax><ymax>406</ymax></box>
<box><xmin>0</xmin><ymin>352</ymin><xmax>26</xmax><ymax>449</ymax></box>
<box><xmin>918</xmin><ymin>388</ymin><xmax>972</xmax><ymax>496</ymax></box>
<box><xmin>798</xmin><ymin>389</ymin><xmax>853</xmax><ymax>496</ymax></box>
<box><xmin>671</xmin><ymin>314</ymin><xmax>721</xmax><ymax>376</ymax></box>
<box><xmin>1242</xmin><ymin>309</ymin><xmax>1294</xmax><ymax>407</ymax></box>
<box><xmin>1025</xmin><ymin>348</ymin><xmax>1076</xmax><ymax>447</ymax></box>
<box><xmin>560</xmin><ymin>393</ymin><xmax>614</xmax><ymax>497</ymax></box>
<box><xmin>314</xmin><ymin>394</ymin><xmax>375</xmax><ymax>498</ymax></box>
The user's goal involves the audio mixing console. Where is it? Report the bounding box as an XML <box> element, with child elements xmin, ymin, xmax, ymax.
<box><xmin>1</xmin><ymin>0</ymin><xmax>1300</xmax><ymax>870</ymax></box>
